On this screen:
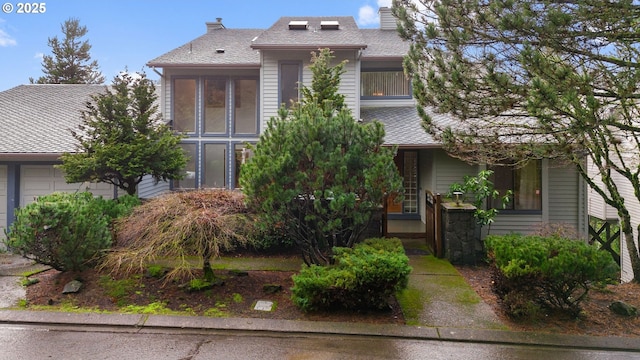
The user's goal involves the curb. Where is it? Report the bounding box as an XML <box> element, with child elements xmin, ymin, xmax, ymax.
<box><xmin>0</xmin><ymin>310</ymin><xmax>638</xmax><ymax>353</ymax></box>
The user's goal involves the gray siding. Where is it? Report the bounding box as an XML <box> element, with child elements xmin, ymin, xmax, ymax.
<box><xmin>433</xmin><ymin>149</ymin><xmax>477</xmax><ymax>195</ymax></box>
<box><xmin>137</xmin><ymin>175</ymin><xmax>170</xmax><ymax>199</ymax></box>
<box><xmin>548</xmin><ymin>160</ymin><xmax>586</xmax><ymax>236</ymax></box>
<box><xmin>260</xmin><ymin>50</ymin><xmax>358</xmax><ymax>129</ymax></box>
<box><xmin>587</xmin><ymin>157</ymin><xmax>618</xmax><ymax>220</ymax></box>
<box><xmin>612</xmin><ymin>171</ymin><xmax>640</xmax><ymax>283</ymax></box>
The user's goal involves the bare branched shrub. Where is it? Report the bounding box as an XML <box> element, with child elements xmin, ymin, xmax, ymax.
<box><xmin>101</xmin><ymin>189</ymin><xmax>254</xmax><ymax>282</ymax></box>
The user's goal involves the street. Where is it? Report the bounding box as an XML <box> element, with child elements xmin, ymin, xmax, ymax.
<box><xmin>0</xmin><ymin>324</ymin><xmax>638</xmax><ymax>360</ymax></box>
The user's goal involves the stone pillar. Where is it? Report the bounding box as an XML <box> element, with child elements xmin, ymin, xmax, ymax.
<box><xmin>441</xmin><ymin>202</ymin><xmax>479</xmax><ymax>265</ymax></box>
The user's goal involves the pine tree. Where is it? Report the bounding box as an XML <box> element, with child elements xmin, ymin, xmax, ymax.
<box><xmin>30</xmin><ymin>18</ymin><xmax>105</xmax><ymax>84</ymax></box>
<box><xmin>394</xmin><ymin>0</ymin><xmax>640</xmax><ymax>281</ymax></box>
<box><xmin>240</xmin><ymin>49</ymin><xmax>403</xmax><ymax>266</ymax></box>
<box><xmin>59</xmin><ymin>72</ymin><xmax>187</xmax><ymax>195</ymax></box>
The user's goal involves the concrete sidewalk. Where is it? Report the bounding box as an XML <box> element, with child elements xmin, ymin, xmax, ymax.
<box><xmin>0</xmin><ymin>246</ymin><xmax>639</xmax><ymax>353</ymax></box>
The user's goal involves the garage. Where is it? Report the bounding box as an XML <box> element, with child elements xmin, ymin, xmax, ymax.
<box><xmin>20</xmin><ymin>165</ymin><xmax>116</xmax><ymax>207</ymax></box>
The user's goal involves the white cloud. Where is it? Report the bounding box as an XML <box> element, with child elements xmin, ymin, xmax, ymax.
<box><xmin>0</xmin><ymin>29</ymin><xmax>16</xmax><ymax>47</ymax></box>
<box><xmin>34</xmin><ymin>52</ymin><xmax>44</xmax><ymax>60</ymax></box>
<box><xmin>358</xmin><ymin>5</ymin><xmax>378</xmax><ymax>26</ymax></box>
<box><xmin>357</xmin><ymin>1</ymin><xmax>394</xmax><ymax>27</ymax></box>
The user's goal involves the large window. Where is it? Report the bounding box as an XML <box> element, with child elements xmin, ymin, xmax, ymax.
<box><xmin>280</xmin><ymin>62</ymin><xmax>301</xmax><ymax>108</ymax></box>
<box><xmin>175</xmin><ymin>143</ymin><xmax>197</xmax><ymax>189</ymax></box>
<box><xmin>173</xmin><ymin>79</ymin><xmax>196</xmax><ymax>132</ymax></box>
<box><xmin>204</xmin><ymin>78</ymin><xmax>227</xmax><ymax>133</ymax></box>
<box><xmin>361</xmin><ymin>70</ymin><xmax>410</xmax><ymax>98</ymax></box>
<box><xmin>234</xmin><ymin>79</ymin><xmax>258</xmax><ymax>134</ymax></box>
<box><xmin>203</xmin><ymin>144</ymin><xmax>226</xmax><ymax>187</ymax></box>
<box><xmin>490</xmin><ymin>161</ymin><xmax>542</xmax><ymax>211</ymax></box>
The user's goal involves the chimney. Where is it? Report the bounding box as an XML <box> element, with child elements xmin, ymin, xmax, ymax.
<box><xmin>379</xmin><ymin>7</ymin><xmax>395</xmax><ymax>30</ymax></box>
<box><xmin>206</xmin><ymin>18</ymin><xmax>225</xmax><ymax>33</ymax></box>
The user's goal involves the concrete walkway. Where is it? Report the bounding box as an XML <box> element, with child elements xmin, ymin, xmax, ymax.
<box><xmin>0</xmin><ymin>246</ymin><xmax>638</xmax><ymax>353</ymax></box>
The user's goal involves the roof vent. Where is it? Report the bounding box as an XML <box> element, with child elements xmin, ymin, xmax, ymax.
<box><xmin>288</xmin><ymin>20</ymin><xmax>308</xmax><ymax>30</ymax></box>
<box><xmin>320</xmin><ymin>20</ymin><xmax>340</xmax><ymax>30</ymax></box>
<box><xmin>216</xmin><ymin>48</ymin><xmax>225</xmax><ymax>53</ymax></box>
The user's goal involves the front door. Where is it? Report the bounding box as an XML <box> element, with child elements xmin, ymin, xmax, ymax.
<box><xmin>387</xmin><ymin>150</ymin><xmax>418</xmax><ymax>217</ymax></box>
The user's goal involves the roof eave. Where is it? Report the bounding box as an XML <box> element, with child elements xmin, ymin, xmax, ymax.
<box><xmin>0</xmin><ymin>153</ymin><xmax>64</xmax><ymax>161</ymax></box>
<box><xmin>250</xmin><ymin>44</ymin><xmax>367</xmax><ymax>50</ymax></box>
<box><xmin>146</xmin><ymin>63</ymin><xmax>261</xmax><ymax>69</ymax></box>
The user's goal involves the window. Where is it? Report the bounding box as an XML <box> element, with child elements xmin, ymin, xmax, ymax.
<box><xmin>361</xmin><ymin>70</ymin><xmax>410</xmax><ymax>98</ymax></box>
<box><xmin>173</xmin><ymin>79</ymin><xmax>196</xmax><ymax>132</ymax></box>
<box><xmin>490</xmin><ymin>161</ymin><xmax>542</xmax><ymax>211</ymax></box>
<box><xmin>175</xmin><ymin>143</ymin><xmax>197</xmax><ymax>189</ymax></box>
<box><xmin>204</xmin><ymin>78</ymin><xmax>226</xmax><ymax>133</ymax></box>
<box><xmin>234</xmin><ymin>79</ymin><xmax>258</xmax><ymax>134</ymax></box>
<box><xmin>403</xmin><ymin>151</ymin><xmax>418</xmax><ymax>214</ymax></box>
<box><xmin>280</xmin><ymin>62</ymin><xmax>301</xmax><ymax>108</ymax></box>
<box><xmin>203</xmin><ymin>144</ymin><xmax>226</xmax><ymax>187</ymax></box>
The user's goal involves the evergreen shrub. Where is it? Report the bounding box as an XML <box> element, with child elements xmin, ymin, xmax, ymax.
<box><xmin>485</xmin><ymin>234</ymin><xmax>619</xmax><ymax>317</ymax></box>
<box><xmin>6</xmin><ymin>191</ymin><xmax>138</xmax><ymax>271</ymax></box>
<box><xmin>291</xmin><ymin>237</ymin><xmax>412</xmax><ymax>311</ymax></box>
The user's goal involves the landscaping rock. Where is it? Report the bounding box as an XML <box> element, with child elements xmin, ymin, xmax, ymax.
<box><xmin>62</xmin><ymin>280</ymin><xmax>83</xmax><ymax>294</ymax></box>
<box><xmin>608</xmin><ymin>300</ymin><xmax>638</xmax><ymax>317</ymax></box>
<box><xmin>262</xmin><ymin>284</ymin><xmax>282</xmax><ymax>294</ymax></box>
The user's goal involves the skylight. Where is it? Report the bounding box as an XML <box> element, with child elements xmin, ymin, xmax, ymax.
<box><xmin>288</xmin><ymin>20</ymin><xmax>308</xmax><ymax>30</ymax></box>
<box><xmin>320</xmin><ymin>20</ymin><xmax>340</xmax><ymax>30</ymax></box>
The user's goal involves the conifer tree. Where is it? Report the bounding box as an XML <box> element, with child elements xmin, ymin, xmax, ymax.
<box><xmin>30</xmin><ymin>18</ymin><xmax>105</xmax><ymax>84</ymax></box>
<box><xmin>240</xmin><ymin>49</ymin><xmax>403</xmax><ymax>266</ymax></box>
<box><xmin>59</xmin><ymin>72</ymin><xmax>187</xmax><ymax>195</ymax></box>
<box><xmin>394</xmin><ymin>0</ymin><xmax>640</xmax><ymax>281</ymax></box>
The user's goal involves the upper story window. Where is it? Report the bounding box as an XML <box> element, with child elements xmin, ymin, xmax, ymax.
<box><xmin>173</xmin><ymin>78</ymin><xmax>197</xmax><ymax>133</ymax></box>
<box><xmin>204</xmin><ymin>78</ymin><xmax>227</xmax><ymax>133</ymax></box>
<box><xmin>279</xmin><ymin>61</ymin><xmax>301</xmax><ymax>108</ymax></box>
<box><xmin>361</xmin><ymin>70</ymin><xmax>411</xmax><ymax>99</ymax></box>
<box><xmin>172</xmin><ymin>77</ymin><xmax>259</xmax><ymax>136</ymax></box>
<box><xmin>490</xmin><ymin>160</ymin><xmax>542</xmax><ymax>211</ymax></box>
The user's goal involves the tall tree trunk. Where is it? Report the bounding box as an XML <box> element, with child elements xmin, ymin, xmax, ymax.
<box><xmin>619</xmin><ymin>212</ymin><xmax>640</xmax><ymax>283</ymax></box>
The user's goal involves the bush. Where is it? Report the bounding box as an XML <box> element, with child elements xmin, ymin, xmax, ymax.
<box><xmin>291</xmin><ymin>237</ymin><xmax>412</xmax><ymax>311</ymax></box>
<box><xmin>485</xmin><ymin>234</ymin><xmax>619</xmax><ymax>317</ymax></box>
<box><xmin>104</xmin><ymin>189</ymin><xmax>254</xmax><ymax>282</ymax></box>
<box><xmin>6</xmin><ymin>192</ymin><xmax>135</xmax><ymax>272</ymax></box>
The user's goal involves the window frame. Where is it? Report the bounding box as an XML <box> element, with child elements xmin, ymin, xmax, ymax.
<box><xmin>278</xmin><ymin>60</ymin><xmax>302</xmax><ymax>108</ymax></box>
<box><xmin>360</xmin><ymin>68</ymin><xmax>412</xmax><ymax>100</ymax></box>
<box><xmin>489</xmin><ymin>160</ymin><xmax>543</xmax><ymax>214</ymax></box>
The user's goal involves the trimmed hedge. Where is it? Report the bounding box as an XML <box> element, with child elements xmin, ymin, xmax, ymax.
<box><xmin>6</xmin><ymin>192</ymin><xmax>139</xmax><ymax>272</ymax></box>
<box><xmin>291</xmin><ymin>237</ymin><xmax>412</xmax><ymax>311</ymax></box>
<box><xmin>485</xmin><ymin>234</ymin><xmax>619</xmax><ymax>317</ymax></box>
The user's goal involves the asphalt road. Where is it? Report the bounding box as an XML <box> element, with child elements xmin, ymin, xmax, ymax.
<box><xmin>0</xmin><ymin>323</ymin><xmax>638</xmax><ymax>360</ymax></box>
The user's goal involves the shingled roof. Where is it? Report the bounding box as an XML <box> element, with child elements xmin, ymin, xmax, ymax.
<box><xmin>147</xmin><ymin>28</ymin><xmax>262</xmax><ymax>68</ymax></box>
<box><xmin>361</xmin><ymin>106</ymin><xmax>460</xmax><ymax>147</ymax></box>
<box><xmin>251</xmin><ymin>16</ymin><xmax>366</xmax><ymax>50</ymax></box>
<box><xmin>0</xmin><ymin>84</ymin><xmax>109</xmax><ymax>157</ymax></box>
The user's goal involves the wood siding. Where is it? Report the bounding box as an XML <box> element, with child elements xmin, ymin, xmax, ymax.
<box><xmin>137</xmin><ymin>176</ymin><xmax>170</xmax><ymax>199</ymax></box>
<box><xmin>260</xmin><ymin>50</ymin><xmax>358</xmax><ymax>129</ymax></box>
<box><xmin>548</xmin><ymin>160</ymin><xmax>586</xmax><ymax>236</ymax></box>
<box><xmin>612</xmin><ymin>171</ymin><xmax>640</xmax><ymax>283</ymax></box>
<box><xmin>433</xmin><ymin>149</ymin><xmax>477</xmax><ymax>194</ymax></box>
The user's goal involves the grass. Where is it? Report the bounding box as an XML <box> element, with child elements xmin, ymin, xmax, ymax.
<box><xmin>396</xmin><ymin>287</ymin><xmax>423</xmax><ymax>326</ymax></box>
<box><xmin>99</xmin><ymin>275</ymin><xmax>141</xmax><ymax>307</ymax></box>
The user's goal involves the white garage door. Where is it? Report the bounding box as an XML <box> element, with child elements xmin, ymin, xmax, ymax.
<box><xmin>0</xmin><ymin>165</ymin><xmax>7</xmax><ymax>239</ymax></box>
<box><xmin>20</xmin><ymin>165</ymin><xmax>116</xmax><ymax>207</ymax></box>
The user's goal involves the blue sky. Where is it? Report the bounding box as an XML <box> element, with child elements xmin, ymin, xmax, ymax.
<box><xmin>0</xmin><ymin>0</ymin><xmax>392</xmax><ymax>91</ymax></box>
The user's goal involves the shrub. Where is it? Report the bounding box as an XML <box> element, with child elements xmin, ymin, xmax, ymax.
<box><xmin>103</xmin><ymin>189</ymin><xmax>254</xmax><ymax>282</ymax></box>
<box><xmin>485</xmin><ymin>234</ymin><xmax>619</xmax><ymax>317</ymax></box>
<box><xmin>291</xmin><ymin>237</ymin><xmax>412</xmax><ymax>311</ymax></box>
<box><xmin>6</xmin><ymin>191</ymin><xmax>133</xmax><ymax>272</ymax></box>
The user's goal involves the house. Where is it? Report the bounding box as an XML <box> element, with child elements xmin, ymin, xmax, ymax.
<box><xmin>146</xmin><ymin>7</ymin><xmax>589</xmax><ymax>240</ymax></box>
<box><xmin>0</xmin><ymin>84</ymin><xmax>166</xmax><ymax>240</ymax></box>
<box><xmin>588</xmin><ymin>153</ymin><xmax>640</xmax><ymax>283</ymax></box>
